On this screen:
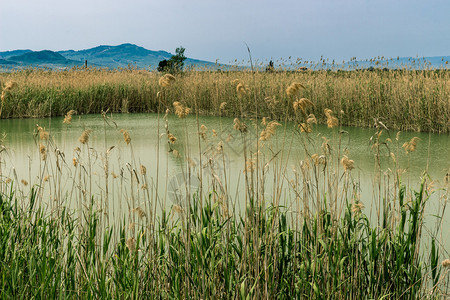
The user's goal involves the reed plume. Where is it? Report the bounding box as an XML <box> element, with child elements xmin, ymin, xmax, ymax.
<box><xmin>140</xmin><ymin>165</ymin><xmax>147</xmax><ymax>175</ymax></box>
<box><xmin>442</xmin><ymin>259</ymin><xmax>450</xmax><ymax>267</ymax></box>
<box><xmin>341</xmin><ymin>155</ymin><xmax>355</xmax><ymax>171</ymax></box>
<box><xmin>286</xmin><ymin>82</ymin><xmax>305</xmax><ymax>97</ymax></box>
<box><xmin>233</xmin><ymin>118</ymin><xmax>247</xmax><ymax>133</ymax></box>
<box><xmin>306</xmin><ymin>114</ymin><xmax>317</xmax><ymax>124</ymax></box>
<box><xmin>159</xmin><ymin>74</ymin><xmax>176</xmax><ymax>87</ymax></box>
<box><xmin>133</xmin><ymin>207</ymin><xmax>146</xmax><ymax>219</ymax></box>
<box><xmin>299</xmin><ymin>123</ymin><xmax>312</xmax><ymax>133</ymax></box>
<box><xmin>36</xmin><ymin>125</ymin><xmax>49</xmax><ymax>140</ymax></box>
<box><xmin>236</xmin><ymin>83</ymin><xmax>247</xmax><ymax>98</ymax></box>
<box><xmin>260</xmin><ymin>120</ymin><xmax>281</xmax><ymax>141</ymax></box>
<box><xmin>79</xmin><ymin>129</ymin><xmax>92</xmax><ymax>144</ymax></box>
<box><xmin>199</xmin><ymin>124</ymin><xmax>207</xmax><ymax>140</ymax></box>
<box><xmin>173</xmin><ymin>101</ymin><xmax>191</xmax><ymax>118</ymax></box>
<box><xmin>126</xmin><ymin>237</ymin><xmax>136</xmax><ymax>252</ymax></box>
<box><xmin>324</xmin><ymin>108</ymin><xmax>338</xmax><ymax>128</ymax></box>
<box><xmin>167</xmin><ymin>133</ymin><xmax>177</xmax><ymax>144</ymax></box>
<box><xmin>39</xmin><ymin>143</ymin><xmax>46</xmax><ymax>160</ymax></box>
<box><xmin>120</xmin><ymin>129</ymin><xmax>131</xmax><ymax>145</ymax></box>
<box><xmin>63</xmin><ymin>110</ymin><xmax>76</xmax><ymax>124</ymax></box>
<box><xmin>402</xmin><ymin>137</ymin><xmax>420</xmax><ymax>154</ymax></box>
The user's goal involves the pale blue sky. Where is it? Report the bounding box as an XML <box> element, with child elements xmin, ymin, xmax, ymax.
<box><xmin>1</xmin><ymin>0</ymin><xmax>449</xmax><ymax>63</ymax></box>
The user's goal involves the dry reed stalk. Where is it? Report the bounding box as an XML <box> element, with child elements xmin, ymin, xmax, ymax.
<box><xmin>402</xmin><ymin>137</ymin><xmax>420</xmax><ymax>153</ymax></box>
<box><xmin>173</xmin><ymin>101</ymin><xmax>191</xmax><ymax>118</ymax></box>
<box><xmin>120</xmin><ymin>129</ymin><xmax>131</xmax><ymax>145</ymax></box>
<box><xmin>324</xmin><ymin>109</ymin><xmax>338</xmax><ymax>128</ymax></box>
<box><xmin>63</xmin><ymin>110</ymin><xmax>76</xmax><ymax>124</ymax></box>
<box><xmin>159</xmin><ymin>74</ymin><xmax>176</xmax><ymax>87</ymax></box>
<box><xmin>79</xmin><ymin>130</ymin><xmax>92</xmax><ymax>144</ymax></box>
<box><xmin>286</xmin><ymin>82</ymin><xmax>305</xmax><ymax>97</ymax></box>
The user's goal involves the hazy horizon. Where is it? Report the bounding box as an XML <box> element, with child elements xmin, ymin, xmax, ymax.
<box><xmin>1</xmin><ymin>0</ymin><xmax>449</xmax><ymax>64</ymax></box>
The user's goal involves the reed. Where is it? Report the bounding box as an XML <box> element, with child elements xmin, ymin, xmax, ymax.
<box><xmin>0</xmin><ymin>67</ymin><xmax>449</xmax><ymax>133</ymax></box>
<box><xmin>0</xmin><ymin>71</ymin><xmax>449</xmax><ymax>299</ymax></box>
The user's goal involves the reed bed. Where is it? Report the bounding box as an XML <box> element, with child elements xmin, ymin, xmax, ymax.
<box><xmin>0</xmin><ymin>72</ymin><xmax>449</xmax><ymax>299</ymax></box>
<box><xmin>0</xmin><ymin>67</ymin><xmax>449</xmax><ymax>133</ymax></box>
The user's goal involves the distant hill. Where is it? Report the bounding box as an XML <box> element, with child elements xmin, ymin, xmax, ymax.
<box><xmin>0</xmin><ymin>43</ymin><xmax>218</xmax><ymax>70</ymax></box>
<box><xmin>58</xmin><ymin>43</ymin><xmax>217</xmax><ymax>69</ymax></box>
<box><xmin>1</xmin><ymin>43</ymin><xmax>448</xmax><ymax>70</ymax></box>
<box><xmin>0</xmin><ymin>49</ymin><xmax>32</xmax><ymax>59</ymax></box>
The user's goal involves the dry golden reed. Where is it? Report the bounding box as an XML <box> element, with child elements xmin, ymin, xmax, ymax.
<box><xmin>21</xmin><ymin>179</ymin><xmax>28</xmax><ymax>186</ymax></box>
<box><xmin>158</xmin><ymin>74</ymin><xmax>176</xmax><ymax>87</ymax></box>
<box><xmin>72</xmin><ymin>157</ymin><xmax>78</xmax><ymax>167</ymax></box>
<box><xmin>293</xmin><ymin>98</ymin><xmax>314</xmax><ymax>115</ymax></box>
<box><xmin>402</xmin><ymin>137</ymin><xmax>420</xmax><ymax>154</ymax></box>
<box><xmin>233</xmin><ymin>118</ymin><xmax>247</xmax><ymax>133</ymax></box>
<box><xmin>140</xmin><ymin>165</ymin><xmax>147</xmax><ymax>175</ymax></box>
<box><xmin>306</xmin><ymin>114</ymin><xmax>317</xmax><ymax>124</ymax></box>
<box><xmin>311</xmin><ymin>153</ymin><xmax>327</xmax><ymax>166</ymax></box>
<box><xmin>199</xmin><ymin>124</ymin><xmax>207</xmax><ymax>140</ymax></box>
<box><xmin>1</xmin><ymin>81</ymin><xmax>17</xmax><ymax>104</ymax></box>
<box><xmin>244</xmin><ymin>159</ymin><xmax>256</xmax><ymax>173</ymax></box>
<box><xmin>341</xmin><ymin>155</ymin><xmax>355</xmax><ymax>171</ymax></box>
<box><xmin>167</xmin><ymin>133</ymin><xmax>177</xmax><ymax>144</ymax></box>
<box><xmin>173</xmin><ymin>101</ymin><xmax>191</xmax><ymax>118</ymax></box>
<box><xmin>236</xmin><ymin>83</ymin><xmax>247</xmax><ymax>98</ymax></box>
<box><xmin>39</xmin><ymin>143</ymin><xmax>46</xmax><ymax>160</ymax></box>
<box><xmin>63</xmin><ymin>110</ymin><xmax>76</xmax><ymax>124</ymax></box>
<box><xmin>133</xmin><ymin>207</ymin><xmax>146</xmax><ymax>219</ymax></box>
<box><xmin>79</xmin><ymin>129</ymin><xmax>92</xmax><ymax>144</ymax></box>
<box><xmin>120</xmin><ymin>129</ymin><xmax>131</xmax><ymax>145</ymax></box>
<box><xmin>36</xmin><ymin>125</ymin><xmax>49</xmax><ymax>140</ymax></box>
<box><xmin>324</xmin><ymin>109</ymin><xmax>338</xmax><ymax>128</ymax></box>
<box><xmin>286</xmin><ymin>82</ymin><xmax>305</xmax><ymax>97</ymax></box>
<box><xmin>299</xmin><ymin>123</ymin><xmax>312</xmax><ymax>133</ymax></box>
<box><xmin>126</xmin><ymin>237</ymin><xmax>136</xmax><ymax>252</ymax></box>
<box><xmin>442</xmin><ymin>259</ymin><xmax>450</xmax><ymax>267</ymax></box>
<box><xmin>219</xmin><ymin>102</ymin><xmax>227</xmax><ymax>111</ymax></box>
<box><xmin>351</xmin><ymin>201</ymin><xmax>364</xmax><ymax>214</ymax></box>
<box><xmin>3</xmin><ymin>81</ymin><xmax>17</xmax><ymax>91</ymax></box>
<box><xmin>260</xmin><ymin>120</ymin><xmax>281</xmax><ymax>141</ymax></box>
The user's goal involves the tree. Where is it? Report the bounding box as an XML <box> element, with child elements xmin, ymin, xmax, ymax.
<box><xmin>157</xmin><ymin>59</ymin><xmax>169</xmax><ymax>72</ymax></box>
<box><xmin>266</xmin><ymin>60</ymin><xmax>275</xmax><ymax>72</ymax></box>
<box><xmin>157</xmin><ymin>46</ymin><xmax>187</xmax><ymax>73</ymax></box>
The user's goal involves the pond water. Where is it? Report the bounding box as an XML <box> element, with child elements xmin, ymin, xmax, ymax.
<box><xmin>0</xmin><ymin>113</ymin><xmax>449</xmax><ymax>248</ymax></box>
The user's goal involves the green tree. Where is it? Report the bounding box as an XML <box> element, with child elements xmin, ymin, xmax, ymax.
<box><xmin>157</xmin><ymin>46</ymin><xmax>187</xmax><ymax>73</ymax></box>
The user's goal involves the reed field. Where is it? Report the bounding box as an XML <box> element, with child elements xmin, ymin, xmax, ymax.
<box><xmin>0</xmin><ymin>70</ymin><xmax>449</xmax><ymax>299</ymax></box>
<box><xmin>0</xmin><ymin>67</ymin><xmax>449</xmax><ymax>133</ymax></box>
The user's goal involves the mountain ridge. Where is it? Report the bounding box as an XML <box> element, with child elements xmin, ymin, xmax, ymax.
<box><xmin>0</xmin><ymin>43</ymin><xmax>449</xmax><ymax>70</ymax></box>
<box><xmin>0</xmin><ymin>43</ymin><xmax>217</xmax><ymax>70</ymax></box>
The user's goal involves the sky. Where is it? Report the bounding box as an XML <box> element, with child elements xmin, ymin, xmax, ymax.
<box><xmin>1</xmin><ymin>0</ymin><xmax>449</xmax><ymax>64</ymax></box>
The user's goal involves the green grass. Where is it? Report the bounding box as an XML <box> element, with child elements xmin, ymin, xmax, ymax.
<box><xmin>0</xmin><ymin>179</ymin><xmax>448</xmax><ymax>298</ymax></box>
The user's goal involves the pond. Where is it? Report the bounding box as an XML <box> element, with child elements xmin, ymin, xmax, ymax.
<box><xmin>1</xmin><ymin>113</ymin><xmax>449</xmax><ymax>248</ymax></box>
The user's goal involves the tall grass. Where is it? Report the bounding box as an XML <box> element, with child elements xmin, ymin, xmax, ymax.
<box><xmin>0</xmin><ymin>67</ymin><xmax>449</xmax><ymax>133</ymax></box>
<box><xmin>0</xmin><ymin>72</ymin><xmax>449</xmax><ymax>298</ymax></box>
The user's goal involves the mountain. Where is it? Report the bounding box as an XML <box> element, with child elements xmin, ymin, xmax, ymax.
<box><xmin>58</xmin><ymin>43</ymin><xmax>216</xmax><ymax>69</ymax></box>
<box><xmin>1</xmin><ymin>50</ymin><xmax>85</xmax><ymax>69</ymax></box>
<box><xmin>0</xmin><ymin>49</ymin><xmax>32</xmax><ymax>59</ymax></box>
<box><xmin>1</xmin><ymin>44</ymin><xmax>448</xmax><ymax>70</ymax></box>
<box><xmin>0</xmin><ymin>43</ymin><xmax>218</xmax><ymax>70</ymax></box>
<box><xmin>58</xmin><ymin>43</ymin><xmax>174</xmax><ymax>68</ymax></box>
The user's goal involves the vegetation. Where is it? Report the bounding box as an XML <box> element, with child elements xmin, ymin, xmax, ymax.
<box><xmin>157</xmin><ymin>46</ymin><xmax>187</xmax><ymax>73</ymax></box>
<box><xmin>1</xmin><ymin>67</ymin><xmax>449</xmax><ymax>132</ymax></box>
<box><xmin>0</xmin><ymin>71</ymin><xmax>449</xmax><ymax>298</ymax></box>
